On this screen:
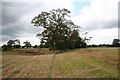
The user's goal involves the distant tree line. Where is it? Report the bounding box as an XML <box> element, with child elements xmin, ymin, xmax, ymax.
<box><xmin>2</xmin><ymin>39</ymin><xmax>21</xmax><ymax>51</ymax></box>
<box><xmin>1</xmin><ymin>40</ymin><xmax>35</xmax><ymax>51</ymax></box>
<box><xmin>1</xmin><ymin>38</ymin><xmax>120</xmax><ymax>51</ymax></box>
<box><xmin>87</xmin><ymin>39</ymin><xmax>120</xmax><ymax>47</ymax></box>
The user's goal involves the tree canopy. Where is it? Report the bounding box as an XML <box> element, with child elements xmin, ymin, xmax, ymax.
<box><xmin>31</xmin><ymin>8</ymin><xmax>87</xmax><ymax>50</ymax></box>
<box><xmin>23</xmin><ymin>41</ymin><xmax>31</xmax><ymax>48</ymax></box>
<box><xmin>7</xmin><ymin>40</ymin><xmax>14</xmax><ymax>47</ymax></box>
<box><xmin>112</xmin><ymin>39</ymin><xmax>120</xmax><ymax>47</ymax></box>
<box><xmin>7</xmin><ymin>39</ymin><xmax>21</xmax><ymax>48</ymax></box>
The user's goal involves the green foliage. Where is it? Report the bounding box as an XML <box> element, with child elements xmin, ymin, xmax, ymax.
<box><xmin>14</xmin><ymin>45</ymin><xmax>21</xmax><ymax>48</ymax></box>
<box><xmin>2</xmin><ymin>44</ymin><xmax>11</xmax><ymax>51</ymax></box>
<box><xmin>31</xmin><ymin>8</ymin><xmax>86</xmax><ymax>50</ymax></box>
<box><xmin>23</xmin><ymin>41</ymin><xmax>32</xmax><ymax>48</ymax></box>
<box><xmin>112</xmin><ymin>39</ymin><xmax>120</xmax><ymax>47</ymax></box>
<box><xmin>7</xmin><ymin>39</ymin><xmax>21</xmax><ymax>49</ymax></box>
<box><xmin>2</xmin><ymin>39</ymin><xmax>21</xmax><ymax>51</ymax></box>
<box><xmin>7</xmin><ymin>40</ymin><xmax>14</xmax><ymax>47</ymax></box>
<box><xmin>33</xmin><ymin>45</ymin><xmax>38</xmax><ymax>48</ymax></box>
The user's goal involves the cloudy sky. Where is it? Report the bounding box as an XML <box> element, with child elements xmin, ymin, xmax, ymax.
<box><xmin>1</xmin><ymin>0</ymin><xmax>119</xmax><ymax>46</ymax></box>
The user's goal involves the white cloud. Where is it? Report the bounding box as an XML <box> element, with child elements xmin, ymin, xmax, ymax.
<box><xmin>87</xmin><ymin>28</ymin><xmax>118</xmax><ymax>44</ymax></box>
<box><xmin>72</xmin><ymin>0</ymin><xmax>118</xmax><ymax>28</ymax></box>
<box><xmin>72</xmin><ymin>0</ymin><xmax>119</xmax><ymax>44</ymax></box>
<box><xmin>44</xmin><ymin>0</ymin><xmax>73</xmax><ymax>11</ymax></box>
<box><xmin>1</xmin><ymin>0</ymin><xmax>119</xmax><ymax>46</ymax></box>
<box><xmin>18</xmin><ymin>36</ymin><xmax>40</xmax><ymax>46</ymax></box>
<box><xmin>80</xmin><ymin>6</ymin><xmax>89</xmax><ymax>14</ymax></box>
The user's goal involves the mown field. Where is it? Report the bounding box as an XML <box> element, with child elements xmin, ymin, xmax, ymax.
<box><xmin>1</xmin><ymin>47</ymin><xmax>118</xmax><ymax>78</ymax></box>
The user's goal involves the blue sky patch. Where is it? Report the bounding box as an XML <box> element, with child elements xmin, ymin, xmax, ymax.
<box><xmin>73</xmin><ymin>1</ymin><xmax>91</xmax><ymax>16</ymax></box>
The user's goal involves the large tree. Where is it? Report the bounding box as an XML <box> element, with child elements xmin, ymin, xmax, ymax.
<box><xmin>31</xmin><ymin>8</ymin><xmax>85</xmax><ymax>50</ymax></box>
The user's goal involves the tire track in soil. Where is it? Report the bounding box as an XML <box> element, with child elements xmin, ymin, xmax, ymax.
<box><xmin>48</xmin><ymin>54</ymin><xmax>56</xmax><ymax>78</ymax></box>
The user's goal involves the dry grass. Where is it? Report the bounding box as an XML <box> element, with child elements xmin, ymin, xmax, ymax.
<box><xmin>52</xmin><ymin>48</ymin><xmax>118</xmax><ymax>78</ymax></box>
<box><xmin>2</xmin><ymin>47</ymin><xmax>118</xmax><ymax>78</ymax></box>
<box><xmin>2</xmin><ymin>54</ymin><xmax>53</xmax><ymax>78</ymax></box>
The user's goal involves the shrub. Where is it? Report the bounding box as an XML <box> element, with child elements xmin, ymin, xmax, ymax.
<box><xmin>2</xmin><ymin>44</ymin><xmax>11</xmax><ymax>51</ymax></box>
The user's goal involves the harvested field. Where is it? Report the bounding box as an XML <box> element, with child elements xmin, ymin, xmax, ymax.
<box><xmin>1</xmin><ymin>47</ymin><xmax>118</xmax><ymax>78</ymax></box>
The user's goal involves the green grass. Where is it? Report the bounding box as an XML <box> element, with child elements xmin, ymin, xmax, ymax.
<box><xmin>52</xmin><ymin>48</ymin><xmax>118</xmax><ymax>78</ymax></box>
<box><xmin>2</xmin><ymin>47</ymin><xmax>118</xmax><ymax>78</ymax></box>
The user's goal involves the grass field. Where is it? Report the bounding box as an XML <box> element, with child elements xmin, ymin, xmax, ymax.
<box><xmin>1</xmin><ymin>47</ymin><xmax>118</xmax><ymax>78</ymax></box>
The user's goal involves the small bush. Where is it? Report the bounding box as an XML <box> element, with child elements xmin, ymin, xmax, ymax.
<box><xmin>33</xmin><ymin>45</ymin><xmax>37</xmax><ymax>48</ymax></box>
<box><xmin>2</xmin><ymin>44</ymin><xmax>11</xmax><ymax>51</ymax></box>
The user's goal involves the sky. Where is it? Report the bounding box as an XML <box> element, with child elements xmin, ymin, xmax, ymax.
<box><xmin>0</xmin><ymin>0</ymin><xmax>119</xmax><ymax>46</ymax></box>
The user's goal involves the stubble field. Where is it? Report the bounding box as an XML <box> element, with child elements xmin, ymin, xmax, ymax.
<box><xmin>1</xmin><ymin>47</ymin><xmax>118</xmax><ymax>78</ymax></box>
